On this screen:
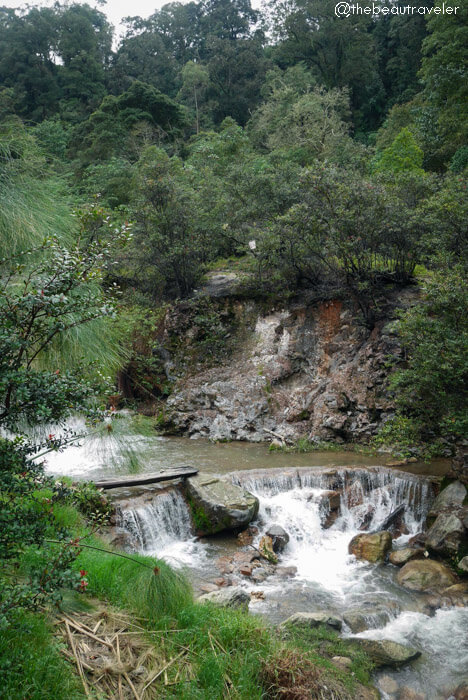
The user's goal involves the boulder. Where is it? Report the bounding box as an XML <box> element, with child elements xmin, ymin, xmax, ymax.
<box><xmin>198</xmin><ymin>587</ymin><xmax>250</xmax><ymax>611</ymax></box>
<box><xmin>349</xmin><ymin>531</ymin><xmax>392</xmax><ymax>562</ymax></box>
<box><xmin>342</xmin><ymin>608</ymin><xmax>384</xmax><ymax>634</ymax></box>
<box><xmin>280</xmin><ymin>611</ymin><xmax>343</xmax><ymax>631</ymax></box>
<box><xmin>185</xmin><ymin>475</ymin><xmax>259</xmax><ymax>535</ymax></box>
<box><xmin>397</xmin><ymin>559</ymin><xmax>457</xmax><ymax>592</ymax></box>
<box><xmin>458</xmin><ymin>556</ymin><xmax>468</xmax><ymax>573</ymax></box>
<box><xmin>425</xmin><ymin>513</ymin><xmax>465</xmax><ymax>556</ymax></box>
<box><xmin>428</xmin><ymin>481</ymin><xmax>467</xmax><ymax>517</ymax></box>
<box><xmin>389</xmin><ymin>548</ymin><xmax>425</xmax><ymax>567</ymax></box>
<box><xmin>349</xmin><ymin>639</ymin><xmax>421</xmax><ymax>668</ymax></box>
<box><xmin>265</xmin><ymin>524</ymin><xmax>290</xmax><ymax>553</ymax></box>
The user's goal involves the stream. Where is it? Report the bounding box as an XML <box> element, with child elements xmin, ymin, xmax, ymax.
<box><xmin>43</xmin><ymin>416</ymin><xmax>467</xmax><ymax>700</ymax></box>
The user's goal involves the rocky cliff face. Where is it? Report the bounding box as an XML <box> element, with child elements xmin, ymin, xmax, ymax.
<box><xmin>159</xmin><ymin>286</ymin><xmax>414</xmax><ymax>444</ymax></box>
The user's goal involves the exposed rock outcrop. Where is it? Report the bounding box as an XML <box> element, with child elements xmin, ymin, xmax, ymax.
<box><xmin>185</xmin><ymin>475</ymin><xmax>259</xmax><ymax>535</ymax></box>
<box><xmin>162</xmin><ymin>293</ymin><xmax>407</xmax><ymax>442</ymax></box>
<box><xmin>349</xmin><ymin>531</ymin><xmax>392</xmax><ymax>562</ymax></box>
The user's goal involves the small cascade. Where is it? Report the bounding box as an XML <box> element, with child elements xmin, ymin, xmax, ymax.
<box><xmin>117</xmin><ymin>489</ymin><xmax>202</xmax><ymax>566</ymax></box>
<box><xmin>232</xmin><ymin>467</ymin><xmax>432</xmax><ymax>535</ymax></box>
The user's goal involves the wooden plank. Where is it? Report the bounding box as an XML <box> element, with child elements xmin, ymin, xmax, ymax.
<box><xmin>94</xmin><ymin>467</ymin><xmax>198</xmax><ymax>490</ymax></box>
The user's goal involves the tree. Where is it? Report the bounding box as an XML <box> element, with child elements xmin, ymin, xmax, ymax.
<box><xmin>70</xmin><ymin>81</ymin><xmax>187</xmax><ymax>166</ymax></box>
<box><xmin>385</xmin><ymin>265</ymin><xmax>468</xmax><ymax>448</ymax></box>
<box><xmin>372</xmin><ymin>127</ymin><xmax>425</xmax><ymax>174</ymax></box>
<box><xmin>269</xmin><ymin>0</ymin><xmax>386</xmax><ymax>132</ymax></box>
<box><xmin>178</xmin><ymin>60</ymin><xmax>210</xmax><ymax>133</ymax></box>
<box><xmin>420</xmin><ymin>0</ymin><xmax>468</xmax><ymax>165</ymax></box>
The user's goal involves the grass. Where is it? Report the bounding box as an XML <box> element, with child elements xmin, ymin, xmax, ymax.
<box><xmin>3</xmin><ymin>502</ymin><xmax>376</xmax><ymax>699</ymax></box>
<box><xmin>269</xmin><ymin>437</ymin><xmax>376</xmax><ymax>455</ymax></box>
<box><xmin>0</xmin><ymin>611</ymin><xmax>86</xmax><ymax>700</ymax></box>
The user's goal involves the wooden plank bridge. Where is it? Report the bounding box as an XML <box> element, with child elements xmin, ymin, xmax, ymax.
<box><xmin>94</xmin><ymin>466</ymin><xmax>198</xmax><ymax>490</ymax></box>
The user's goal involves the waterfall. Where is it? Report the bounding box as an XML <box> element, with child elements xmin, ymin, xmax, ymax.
<box><xmin>117</xmin><ymin>489</ymin><xmax>201</xmax><ymax>566</ymax></box>
<box><xmin>231</xmin><ymin>467</ymin><xmax>432</xmax><ymax>535</ymax></box>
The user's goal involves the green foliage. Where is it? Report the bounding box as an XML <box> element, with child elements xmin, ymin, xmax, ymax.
<box><xmin>0</xmin><ymin>611</ymin><xmax>85</xmax><ymax>700</ymax></box>
<box><xmin>383</xmin><ymin>264</ymin><xmax>468</xmax><ymax>447</ymax></box>
<box><xmin>372</xmin><ymin>127</ymin><xmax>425</xmax><ymax>174</ymax></box>
<box><xmin>0</xmin><ymin>120</ymin><xmax>74</xmax><ymax>256</ymax></box>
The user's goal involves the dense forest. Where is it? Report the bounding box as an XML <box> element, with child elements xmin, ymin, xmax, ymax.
<box><xmin>0</xmin><ymin>0</ymin><xmax>467</xmax><ymax>697</ymax></box>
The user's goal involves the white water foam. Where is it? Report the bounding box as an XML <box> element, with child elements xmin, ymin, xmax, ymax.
<box><xmin>118</xmin><ymin>489</ymin><xmax>207</xmax><ymax>567</ymax></box>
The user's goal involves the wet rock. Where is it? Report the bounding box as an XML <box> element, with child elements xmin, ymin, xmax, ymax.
<box><xmin>441</xmin><ymin>582</ymin><xmax>468</xmax><ymax>607</ymax></box>
<box><xmin>109</xmin><ymin>531</ymin><xmax>136</xmax><ymax>551</ymax></box>
<box><xmin>350</xmin><ymin>639</ymin><xmax>421</xmax><ymax>668</ymax></box>
<box><xmin>265</xmin><ymin>524</ymin><xmax>290</xmax><ymax>553</ymax></box>
<box><xmin>198</xmin><ymin>587</ymin><xmax>250</xmax><ymax>611</ymax></box>
<box><xmin>349</xmin><ymin>531</ymin><xmax>392</xmax><ymax>562</ymax></box>
<box><xmin>389</xmin><ymin>548</ymin><xmax>425</xmax><ymax>566</ymax></box>
<box><xmin>259</xmin><ymin>535</ymin><xmax>278</xmax><ymax>564</ymax></box>
<box><xmin>458</xmin><ymin>556</ymin><xmax>468</xmax><ymax>573</ymax></box>
<box><xmin>452</xmin><ymin>681</ymin><xmax>468</xmax><ymax>700</ymax></box>
<box><xmin>317</xmin><ymin>490</ymin><xmax>342</xmax><ymax>528</ymax></box>
<box><xmin>343</xmin><ymin>610</ymin><xmax>369</xmax><ymax>633</ymax></box>
<box><xmin>397</xmin><ymin>559</ymin><xmax>457</xmax><ymax>592</ymax></box>
<box><xmin>237</xmin><ymin>525</ymin><xmax>258</xmax><ymax>546</ymax></box>
<box><xmin>239</xmin><ymin>564</ymin><xmax>253</xmax><ymax>577</ymax></box>
<box><xmin>185</xmin><ymin>475</ymin><xmax>259</xmax><ymax>535</ymax></box>
<box><xmin>343</xmin><ymin>605</ymin><xmax>393</xmax><ymax>633</ymax></box>
<box><xmin>331</xmin><ymin>656</ymin><xmax>352</xmax><ymax>671</ymax></box>
<box><xmin>280</xmin><ymin>611</ymin><xmax>343</xmax><ymax>631</ymax></box>
<box><xmin>250</xmin><ymin>590</ymin><xmax>265</xmax><ymax>601</ymax></box>
<box><xmin>276</xmin><ymin>566</ymin><xmax>297</xmax><ymax>578</ymax></box>
<box><xmin>397</xmin><ymin>688</ymin><xmax>426</xmax><ymax>700</ymax></box>
<box><xmin>429</xmin><ymin>481</ymin><xmax>467</xmax><ymax>516</ymax></box>
<box><xmin>199</xmin><ymin>583</ymin><xmax>218</xmax><ymax>594</ymax></box>
<box><xmin>425</xmin><ymin>513</ymin><xmax>465</xmax><ymax>556</ymax></box>
<box><xmin>252</xmin><ymin>568</ymin><xmax>267</xmax><ymax>583</ymax></box>
<box><xmin>216</xmin><ymin>556</ymin><xmax>234</xmax><ymax>574</ymax></box>
<box><xmin>378</xmin><ymin>674</ymin><xmax>399</xmax><ymax>695</ymax></box>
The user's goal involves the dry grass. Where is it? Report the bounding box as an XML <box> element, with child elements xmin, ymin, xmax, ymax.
<box><xmin>261</xmin><ymin>649</ymin><xmax>352</xmax><ymax>700</ymax></box>
<box><xmin>54</xmin><ymin>607</ymin><xmax>194</xmax><ymax>699</ymax></box>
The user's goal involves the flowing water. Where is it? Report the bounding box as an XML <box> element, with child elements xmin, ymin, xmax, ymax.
<box><xmin>42</xmin><ymin>416</ymin><xmax>466</xmax><ymax>699</ymax></box>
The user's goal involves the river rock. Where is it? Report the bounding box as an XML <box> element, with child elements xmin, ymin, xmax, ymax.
<box><xmin>458</xmin><ymin>556</ymin><xmax>468</xmax><ymax>573</ymax></box>
<box><xmin>428</xmin><ymin>481</ymin><xmax>467</xmax><ymax>520</ymax></box>
<box><xmin>397</xmin><ymin>559</ymin><xmax>457</xmax><ymax>592</ymax></box>
<box><xmin>265</xmin><ymin>524</ymin><xmax>290</xmax><ymax>552</ymax></box>
<box><xmin>397</xmin><ymin>688</ymin><xmax>426</xmax><ymax>700</ymax></box>
<box><xmin>280</xmin><ymin>611</ymin><xmax>343</xmax><ymax>631</ymax></box>
<box><xmin>350</xmin><ymin>639</ymin><xmax>421</xmax><ymax>668</ymax></box>
<box><xmin>343</xmin><ymin>603</ymin><xmax>395</xmax><ymax>633</ymax></box>
<box><xmin>259</xmin><ymin>535</ymin><xmax>278</xmax><ymax>564</ymax></box>
<box><xmin>425</xmin><ymin>513</ymin><xmax>466</xmax><ymax>556</ymax></box>
<box><xmin>198</xmin><ymin>587</ymin><xmax>250</xmax><ymax>611</ymax></box>
<box><xmin>389</xmin><ymin>548</ymin><xmax>425</xmax><ymax>566</ymax></box>
<box><xmin>185</xmin><ymin>475</ymin><xmax>259</xmax><ymax>535</ymax></box>
<box><xmin>452</xmin><ymin>681</ymin><xmax>468</xmax><ymax>700</ymax></box>
<box><xmin>349</xmin><ymin>531</ymin><xmax>392</xmax><ymax>562</ymax></box>
<box><xmin>378</xmin><ymin>674</ymin><xmax>399</xmax><ymax>695</ymax></box>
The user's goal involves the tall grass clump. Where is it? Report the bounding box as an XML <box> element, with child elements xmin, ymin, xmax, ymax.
<box><xmin>75</xmin><ymin>535</ymin><xmax>193</xmax><ymax>624</ymax></box>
